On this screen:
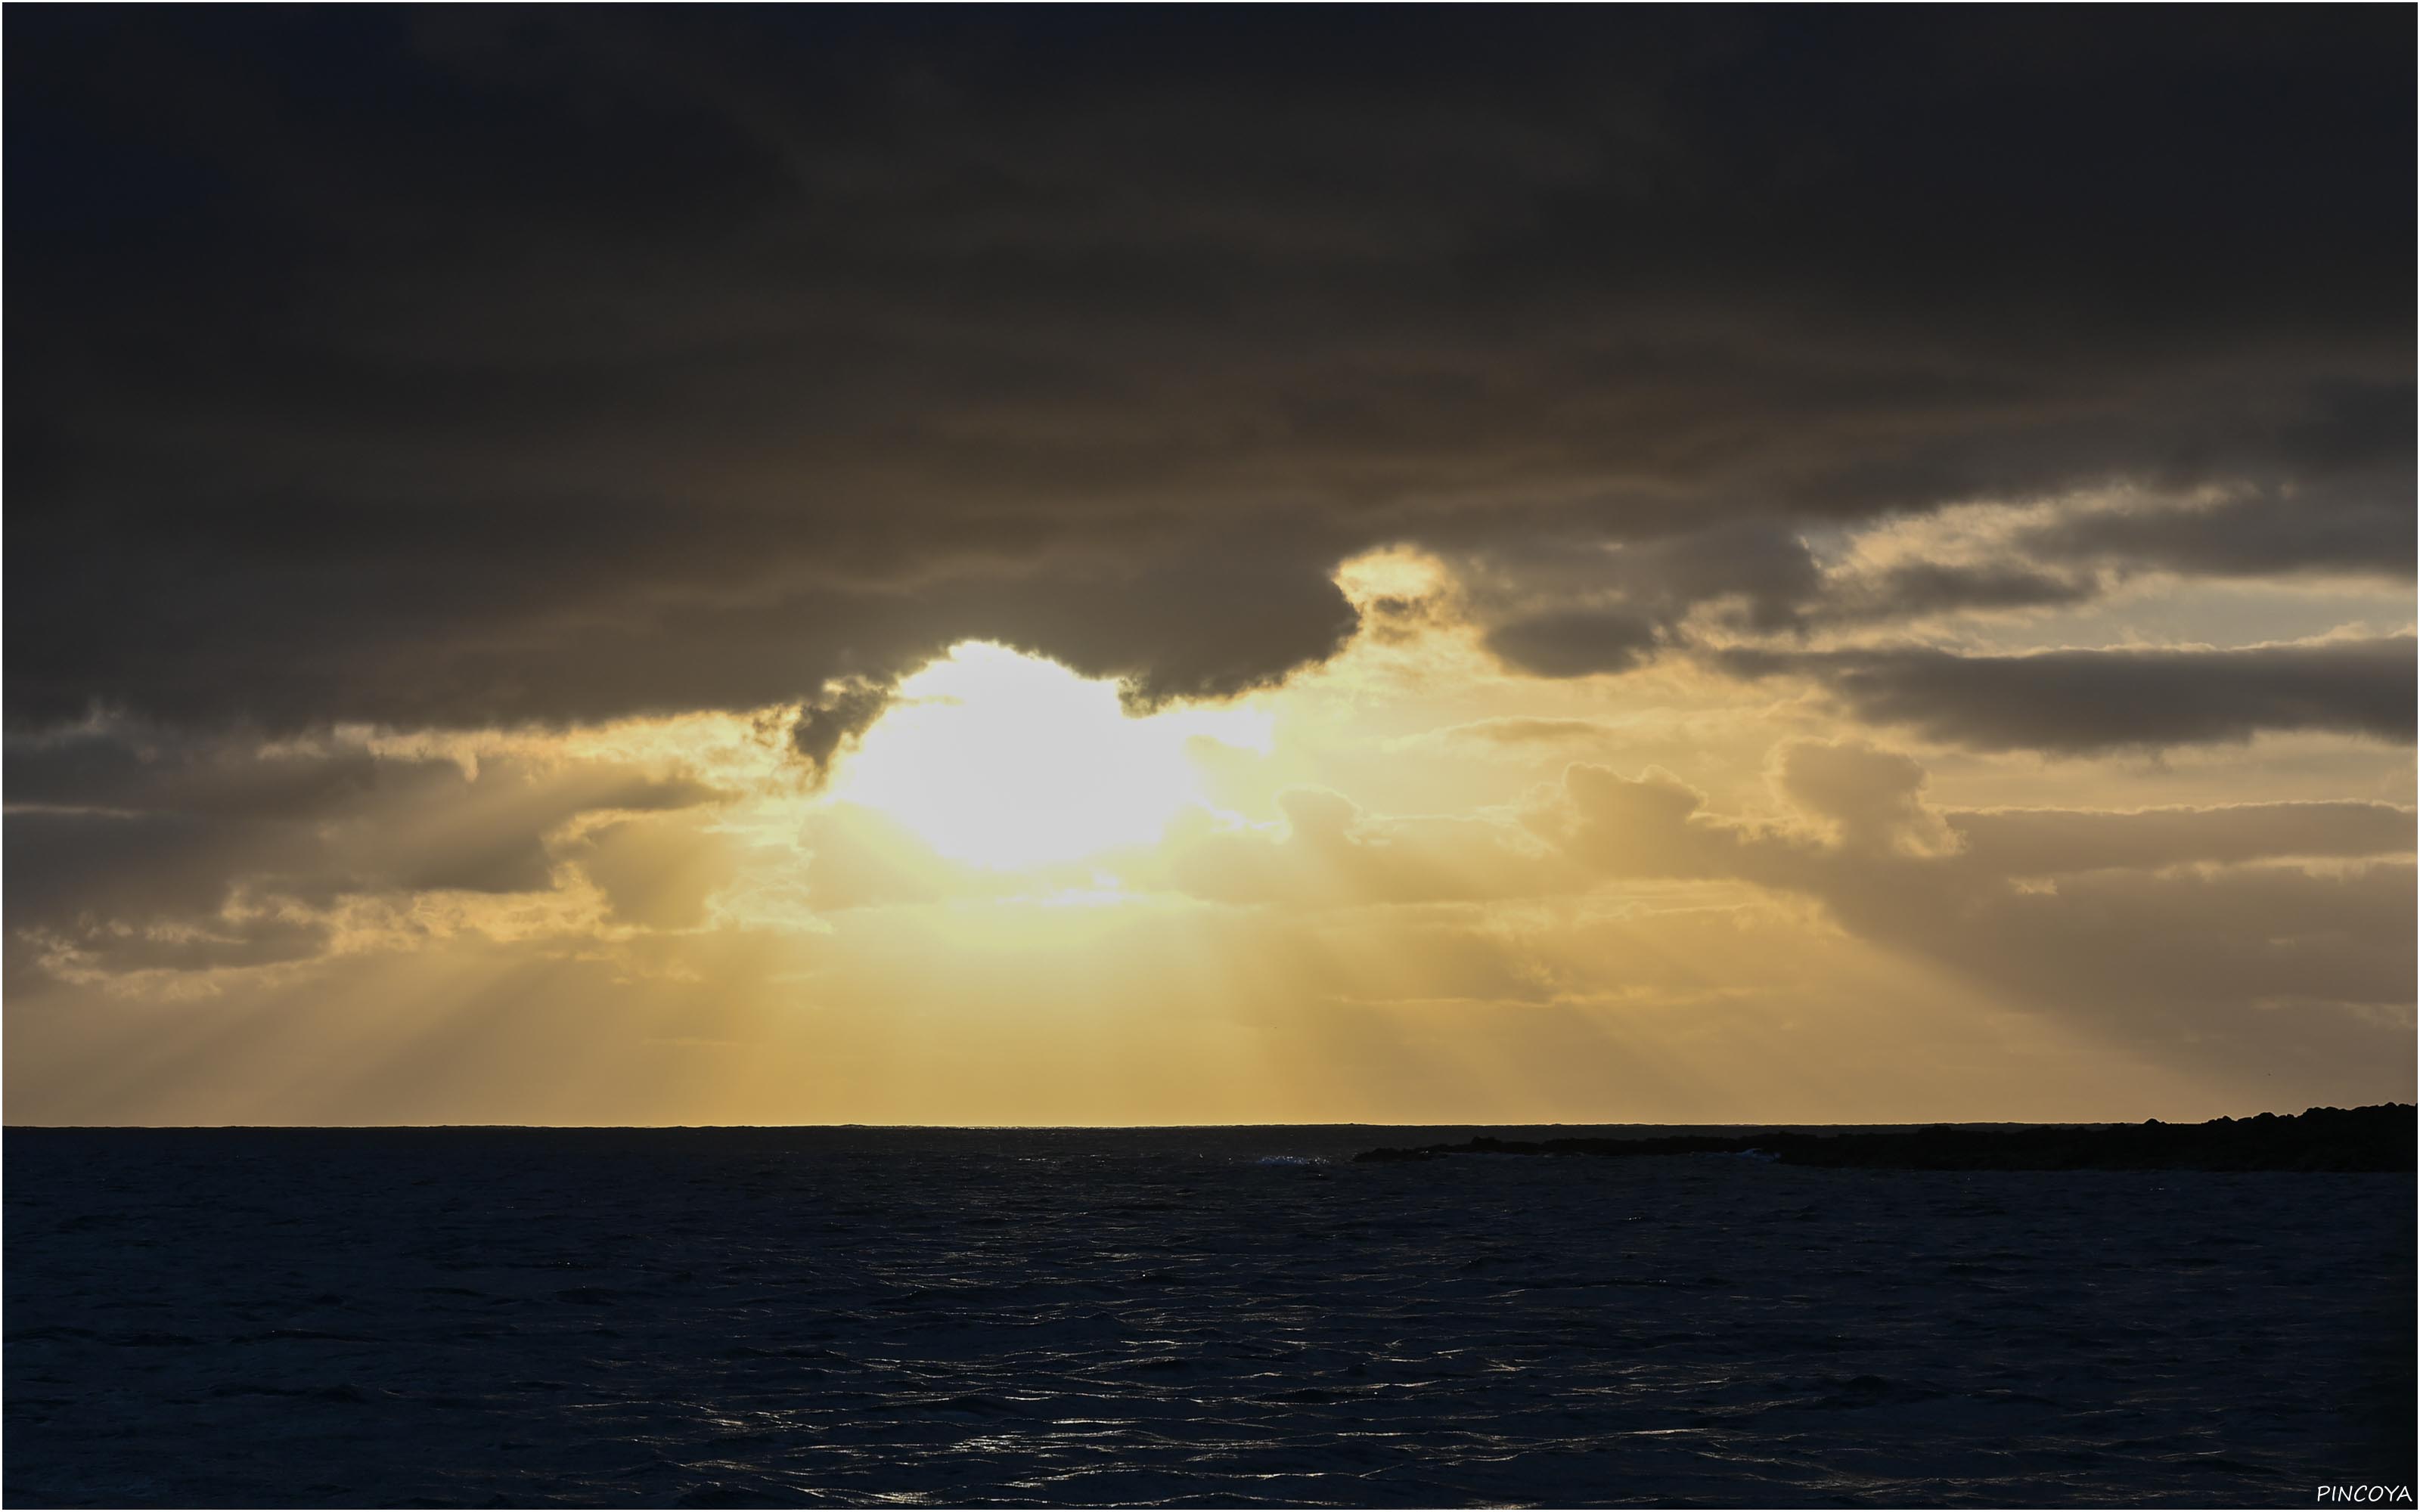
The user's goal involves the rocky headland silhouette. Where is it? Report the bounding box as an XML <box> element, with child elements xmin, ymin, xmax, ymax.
<box><xmin>1353</xmin><ymin>1103</ymin><xmax>2416</xmax><ymax>1172</ymax></box>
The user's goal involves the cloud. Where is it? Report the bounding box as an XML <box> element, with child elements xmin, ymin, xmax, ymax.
<box><xmin>2</xmin><ymin>809</ymin><xmax>324</xmax><ymax>934</ymax></box>
<box><xmin>17</xmin><ymin>906</ymin><xmax>335</xmax><ymax>984</ymax></box>
<box><xmin>2</xmin><ymin>727</ymin><xmax>729</xmax><ymax>981</ymax></box>
<box><xmin>1465</xmin><ymin>521</ymin><xmax>1826</xmax><ymax>675</ymax></box>
<box><xmin>1812</xmin><ymin>561</ymin><xmax>2099</xmax><ymax>624</ymax></box>
<box><xmin>1404</xmin><ymin>717</ymin><xmax>1624</xmax><ymax>750</ymax></box>
<box><xmin>790</xmin><ymin>677</ymin><xmax>895</xmax><ymax>777</ymax></box>
<box><xmin>5</xmin><ymin>11</ymin><xmax>2409</xmax><ymax>731</ymax></box>
<box><xmin>1549</xmin><ymin>740</ymin><xmax>2416</xmax><ymax>1066</ymax></box>
<box><xmin>2020</xmin><ymin>466</ymin><xmax>2415</xmax><ymax>584</ymax></box>
<box><xmin>1719</xmin><ymin>636</ymin><xmax>2415</xmax><ymax>754</ymax></box>
<box><xmin>1768</xmin><ymin>739</ymin><xmax>1959</xmax><ymax>857</ymax></box>
<box><xmin>572</xmin><ymin>816</ymin><xmax>740</xmax><ymax>929</ymax></box>
<box><xmin>1485</xmin><ymin>609</ymin><xmax>1664</xmax><ymax>678</ymax></box>
<box><xmin>1949</xmin><ymin>801</ymin><xmax>2415</xmax><ymax>875</ymax></box>
<box><xmin>6</xmin><ymin>13</ymin><xmax>2411</xmax><ymax>1122</ymax></box>
<box><xmin>4</xmin><ymin>730</ymin><xmax>467</xmax><ymax>820</ymax></box>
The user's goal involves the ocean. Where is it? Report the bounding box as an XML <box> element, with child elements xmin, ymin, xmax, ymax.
<box><xmin>5</xmin><ymin>1126</ymin><xmax>2413</xmax><ymax>1506</ymax></box>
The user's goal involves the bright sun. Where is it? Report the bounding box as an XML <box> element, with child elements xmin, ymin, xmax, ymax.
<box><xmin>826</xmin><ymin>642</ymin><xmax>1271</xmax><ymax>870</ymax></box>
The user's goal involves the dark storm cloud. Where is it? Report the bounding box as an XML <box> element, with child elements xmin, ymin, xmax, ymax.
<box><xmin>1719</xmin><ymin>637</ymin><xmax>2416</xmax><ymax>754</ymax></box>
<box><xmin>5</xmin><ymin>9</ymin><xmax>2410</xmax><ymax>730</ymax></box>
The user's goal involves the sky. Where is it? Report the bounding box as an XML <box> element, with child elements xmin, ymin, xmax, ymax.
<box><xmin>4</xmin><ymin>9</ymin><xmax>2412</xmax><ymax>1126</ymax></box>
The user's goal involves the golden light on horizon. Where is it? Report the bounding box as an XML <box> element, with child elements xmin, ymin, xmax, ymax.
<box><xmin>824</xmin><ymin>641</ymin><xmax>1274</xmax><ymax>872</ymax></box>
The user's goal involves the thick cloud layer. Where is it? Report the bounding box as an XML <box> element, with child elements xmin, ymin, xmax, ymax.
<box><xmin>8</xmin><ymin>9</ymin><xmax>2411</xmax><ymax>730</ymax></box>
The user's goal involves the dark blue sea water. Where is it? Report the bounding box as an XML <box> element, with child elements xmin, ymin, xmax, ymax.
<box><xmin>5</xmin><ymin>1126</ymin><xmax>2413</xmax><ymax>1506</ymax></box>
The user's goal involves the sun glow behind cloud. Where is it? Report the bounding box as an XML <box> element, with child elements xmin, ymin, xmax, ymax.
<box><xmin>825</xmin><ymin>642</ymin><xmax>1274</xmax><ymax>870</ymax></box>
<box><xmin>6</xmin><ymin>551</ymin><xmax>2411</xmax><ymax>1128</ymax></box>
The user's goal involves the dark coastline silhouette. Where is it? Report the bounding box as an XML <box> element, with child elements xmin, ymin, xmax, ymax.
<box><xmin>1354</xmin><ymin>1103</ymin><xmax>2417</xmax><ymax>1171</ymax></box>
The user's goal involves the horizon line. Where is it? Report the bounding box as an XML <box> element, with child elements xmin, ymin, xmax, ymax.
<box><xmin>8</xmin><ymin>1104</ymin><xmax>2409</xmax><ymax>1134</ymax></box>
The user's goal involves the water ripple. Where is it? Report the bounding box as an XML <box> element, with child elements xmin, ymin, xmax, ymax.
<box><xmin>5</xmin><ymin>1126</ymin><xmax>2412</xmax><ymax>1505</ymax></box>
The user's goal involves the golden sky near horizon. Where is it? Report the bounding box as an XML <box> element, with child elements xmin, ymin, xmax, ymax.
<box><xmin>8</xmin><ymin>530</ymin><xmax>2412</xmax><ymax>1127</ymax></box>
